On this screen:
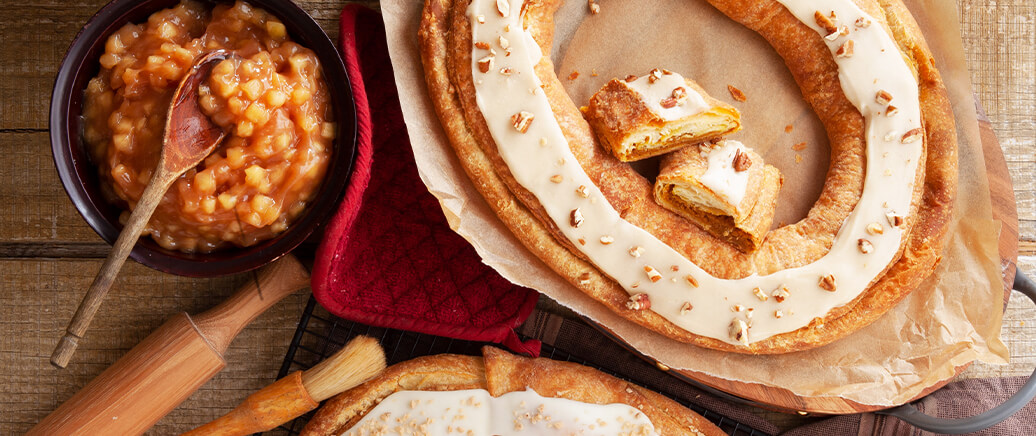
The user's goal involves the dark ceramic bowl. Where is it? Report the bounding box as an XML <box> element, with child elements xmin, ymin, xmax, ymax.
<box><xmin>51</xmin><ymin>0</ymin><xmax>357</xmax><ymax>277</ymax></box>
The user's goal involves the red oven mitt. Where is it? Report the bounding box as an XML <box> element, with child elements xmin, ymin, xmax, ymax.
<box><xmin>311</xmin><ymin>5</ymin><xmax>540</xmax><ymax>356</ymax></box>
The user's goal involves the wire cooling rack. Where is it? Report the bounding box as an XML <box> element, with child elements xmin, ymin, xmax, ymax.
<box><xmin>264</xmin><ymin>297</ymin><xmax>773</xmax><ymax>436</ymax></box>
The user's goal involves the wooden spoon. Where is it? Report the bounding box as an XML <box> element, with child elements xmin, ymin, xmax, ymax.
<box><xmin>51</xmin><ymin>50</ymin><xmax>231</xmax><ymax>369</ymax></box>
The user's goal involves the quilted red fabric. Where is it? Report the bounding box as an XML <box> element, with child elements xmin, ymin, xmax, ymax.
<box><xmin>310</xmin><ymin>5</ymin><xmax>540</xmax><ymax>356</ymax></box>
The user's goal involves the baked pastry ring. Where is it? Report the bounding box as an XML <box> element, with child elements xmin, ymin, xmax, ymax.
<box><xmin>301</xmin><ymin>347</ymin><xmax>724</xmax><ymax>435</ymax></box>
<box><xmin>418</xmin><ymin>0</ymin><xmax>957</xmax><ymax>353</ymax></box>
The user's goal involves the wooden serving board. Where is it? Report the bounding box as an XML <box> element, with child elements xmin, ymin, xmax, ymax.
<box><xmin>655</xmin><ymin>108</ymin><xmax>1019</xmax><ymax>415</ymax></box>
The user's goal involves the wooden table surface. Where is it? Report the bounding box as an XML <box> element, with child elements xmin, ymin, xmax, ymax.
<box><xmin>1</xmin><ymin>1</ymin><xmax>1033</xmax><ymax>434</ymax></box>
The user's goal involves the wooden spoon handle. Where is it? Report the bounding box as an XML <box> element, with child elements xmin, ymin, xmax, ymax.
<box><xmin>51</xmin><ymin>170</ymin><xmax>179</xmax><ymax>369</ymax></box>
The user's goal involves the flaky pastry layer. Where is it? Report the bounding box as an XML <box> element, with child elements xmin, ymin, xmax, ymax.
<box><xmin>417</xmin><ymin>0</ymin><xmax>957</xmax><ymax>353</ymax></box>
<box><xmin>301</xmin><ymin>347</ymin><xmax>723</xmax><ymax>436</ymax></box>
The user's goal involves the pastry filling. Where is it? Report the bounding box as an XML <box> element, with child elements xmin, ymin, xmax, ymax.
<box><xmin>466</xmin><ymin>0</ymin><xmax>922</xmax><ymax>345</ymax></box>
<box><xmin>342</xmin><ymin>389</ymin><xmax>658</xmax><ymax>435</ymax></box>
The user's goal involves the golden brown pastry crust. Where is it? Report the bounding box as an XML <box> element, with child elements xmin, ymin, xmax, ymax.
<box><xmin>584</xmin><ymin>76</ymin><xmax>742</xmax><ymax>161</ymax></box>
<box><xmin>417</xmin><ymin>0</ymin><xmax>957</xmax><ymax>353</ymax></box>
<box><xmin>301</xmin><ymin>347</ymin><xmax>724</xmax><ymax>436</ymax></box>
<box><xmin>655</xmin><ymin>144</ymin><xmax>783</xmax><ymax>253</ymax></box>
<box><xmin>301</xmin><ymin>354</ymin><xmax>487</xmax><ymax>435</ymax></box>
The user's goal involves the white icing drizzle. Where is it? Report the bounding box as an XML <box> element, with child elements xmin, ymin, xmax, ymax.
<box><xmin>341</xmin><ymin>389</ymin><xmax>658</xmax><ymax>435</ymax></box>
<box><xmin>467</xmin><ymin>0</ymin><xmax>922</xmax><ymax>345</ymax></box>
<box><xmin>697</xmin><ymin>140</ymin><xmax>750</xmax><ymax>210</ymax></box>
<box><xmin>623</xmin><ymin>72</ymin><xmax>709</xmax><ymax>121</ymax></box>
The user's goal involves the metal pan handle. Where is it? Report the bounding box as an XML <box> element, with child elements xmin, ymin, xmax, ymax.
<box><xmin>878</xmin><ymin>271</ymin><xmax>1036</xmax><ymax>434</ymax></box>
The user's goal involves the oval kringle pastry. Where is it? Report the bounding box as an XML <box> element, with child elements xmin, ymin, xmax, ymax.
<box><xmin>417</xmin><ymin>0</ymin><xmax>957</xmax><ymax>354</ymax></box>
<box><xmin>301</xmin><ymin>347</ymin><xmax>725</xmax><ymax>435</ymax></box>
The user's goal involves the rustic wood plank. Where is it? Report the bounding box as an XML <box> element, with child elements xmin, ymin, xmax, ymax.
<box><xmin>959</xmin><ymin>1</ymin><xmax>1036</xmax><ymax>242</ymax></box>
<box><xmin>0</xmin><ymin>132</ymin><xmax>106</xmax><ymax>243</ymax></box>
<box><xmin>0</xmin><ymin>258</ymin><xmax>308</xmax><ymax>435</ymax></box>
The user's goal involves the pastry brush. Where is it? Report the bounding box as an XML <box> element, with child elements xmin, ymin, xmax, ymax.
<box><xmin>182</xmin><ymin>335</ymin><xmax>387</xmax><ymax>436</ymax></box>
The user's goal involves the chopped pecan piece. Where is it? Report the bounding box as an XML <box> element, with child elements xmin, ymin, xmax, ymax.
<box><xmin>685</xmin><ymin>275</ymin><xmax>699</xmax><ymax>288</ymax></box>
<box><xmin>477</xmin><ymin>55</ymin><xmax>494</xmax><ymax>73</ymax></box>
<box><xmin>578</xmin><ymin>272</ymin><xmax>591</xmax><ymax>285</ymax></box>
<box><xmin>647</xmin><ymin>68</ymin><xmax>663</xmax><ymax>83</ymax></box>
<box><xmin>875</xmin><ymin>90</ymin><xmax>893</xmax><ymax>105</ymax></box>
<box><xmin>729</xmin><ymin>319</ymin><xmax>749</xmax><ymax>345</ymax></box>
<box><xmin>814</xmin><ymin>10</ymin><xmax>838</xmax><ymax>34</ymax></box>
<box><xmin>496</xmin><ymin>0</ymin><xmax>510</xmax><ymax>17</ymax></box>
<box><xmin>680</xmin><ymin>302</ymin><xmax>694</xmax><ymax>315</ymax></box>
<box><xmin>569</xmin><ymin>208</ymin><xmax>584</xmax><ymax>228</ymax></box>
<box><xmin>624</xmin><ymin>74</ymin><xmax>638</xmax><ymax>83</ymax></box>
<box><xmin>626</xmin><ymin>293</ymin><xmax>651</xmax><ymax>311</ymax></box>
<box><xmin>858</xmin><ymin>238</ymin><xmax>874</xmax><ymax>254</ymax></box>
<box><xmin>772</xmin><ymin>286</ymin><xmax>790</xmax><ymax>303</ymax></box>
<box><xmin>732</xmin><ymin>149</ymin><xmax>752</xmax><ymax>172</ymax></box>
<box><xmin>510</xmin><ymin>111</ymin><xmax>534</xmax><ymax>133</ymax></box>
<box><xmin>588</xmin><ymin>0</ymin><xmax>600</xmax><ymax>14</ymax></box>
<box><xmin>644</xmin><ymin>266</ymin><xmax>662</xmax><ymax>283</ymax></box>
<box><xmin>819</xmin><ymin>274</ymin><xmax>837</xmax><ymax>292</ymax></box>
<box><xmin>727</xmin><ymin>84</ymin><xmax>747</xmax><ymax>102</ymax></box>
<box><xmin>474</xmin><ymin>41</ymin><xmax>490</xmax><ymax>50</ymax></box>
<box><xmin>886</xmin><ymin>211</ymin><xmax>904</xmax><ymax>227</ymax></box>
<box><xmin>836</xmin><ymin>40</ymin><xmax>855</xmax><ymax>58</ymax></box>
<box><xmin>901</xmin><ymin>128</ymin><xmax>923</xmax><ymax>144</ymax></box>
<box><xmin>866</xmin><ymin>222</ymin><xmax>884</xmax><ymax>235</ymax></box>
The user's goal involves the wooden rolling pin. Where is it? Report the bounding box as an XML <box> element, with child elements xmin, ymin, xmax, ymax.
<box><xmin>29</xmin><ymin>255</ymin><xmax>310</xmax><ymax>436</ymax></box>
<box><xmin>182</xmin><ymin>336</ymin><xmax>386</xmax><ymax>435</ymax></box>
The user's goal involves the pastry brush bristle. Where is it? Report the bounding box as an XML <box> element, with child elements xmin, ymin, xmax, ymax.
<box><xmin>301</xmin><ymin>335</ymin><xmax>387</xmax><ymax>402</ymax></box>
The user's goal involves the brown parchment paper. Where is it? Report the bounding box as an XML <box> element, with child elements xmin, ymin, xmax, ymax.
<box><xmin>380</xmin><ymin>0</ymin><xmax>1010</xmax><ymax>406</ymax></box>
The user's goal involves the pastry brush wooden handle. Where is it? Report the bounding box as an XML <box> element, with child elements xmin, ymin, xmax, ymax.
<box><xmin>182</xmin><ymin>371</ymin><xmax>317</xmax><ymax>436</ymax></box>
<box><xmin>183</xmin><ymin>336</ymin><xmax>386</xmax><ymax>436</ymax></box>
